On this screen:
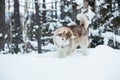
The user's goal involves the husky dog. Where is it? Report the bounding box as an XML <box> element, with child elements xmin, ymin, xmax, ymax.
<box><xmin>53</xmin><ymin>13</ymin><xmax>89</xmax><ymax>58</ymax></box>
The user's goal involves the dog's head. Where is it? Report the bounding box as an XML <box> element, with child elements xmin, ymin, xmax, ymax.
<box><xmin>56</xmin><ymin>30</ymin><xmax>75</xmax><ymax>48</ymax></box>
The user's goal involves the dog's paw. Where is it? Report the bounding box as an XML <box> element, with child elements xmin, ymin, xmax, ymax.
<box><xmin>82</xmin><ymin>51</ymin><xmax>88</xmax><ymax>56</ymax></box>
<box><xmin>83</xmin><ymin>53</ymin><xmax>88</xmax><ymax>56</ymax></box>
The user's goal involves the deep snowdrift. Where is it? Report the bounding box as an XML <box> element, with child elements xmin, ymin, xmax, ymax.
<box><xmin>0</xmin><ymin>45</ymin><xmax>120</xmax><ymax>80</ymax></box>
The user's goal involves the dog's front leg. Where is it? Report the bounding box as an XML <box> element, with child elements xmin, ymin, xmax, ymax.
<box><xmin>67</xmin><ymin>48</ymin><xmax>75</xmax><ymax>56</ymax></box>
<box><xmin>57</xmin><ymin>49</ymin><xmax>65</xmax><ymax>58</ymax></box>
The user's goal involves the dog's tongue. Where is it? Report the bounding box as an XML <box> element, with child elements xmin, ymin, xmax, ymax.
<box><xmin>56</xmin><ymin>36</ymin><xmax>70</xmax><ymax>48</ymax></box>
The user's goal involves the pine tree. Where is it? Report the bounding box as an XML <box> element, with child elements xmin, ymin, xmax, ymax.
<box><xmin>13</xmin><ymin>0</ymin><xmax>22</xmax><ymax>53</ymax></box>
<box><xmin>55</xmin><ymin>0</ymin><xmax>58</xmax><ymax>19</ymax></box>
<box><xmin>60</xmin><ymin>0</ymin><xmax>77</xmax><ymax>26</ymax></box>
<box><xmin>35</xmin><ymin>0</ymin><xmax>42</xmax><ymax>53</ymax></box>
<box><xmin>42</xmin><ymin>0</ymin><xmax>46</xmax><ymax>23</ymax></box>
<box><xmin>89</xmin><ymin>0</ymin><xmax>120</xmax><ymax>49</ymax></box>
<box><xmin>0</xmin><ymin>0</ymin><xmax>5</xmax><ymax>51</ymax></box>
<box><xmin>23</xmin><ymin>0</ymin><xmax>29</xmax><ymax>53</ymax></box>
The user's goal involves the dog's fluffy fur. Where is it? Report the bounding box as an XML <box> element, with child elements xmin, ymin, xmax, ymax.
<box><xmin>53</xmin><ymin>13</ymin><xmax>89</xmax><ymax>58</ymax></box>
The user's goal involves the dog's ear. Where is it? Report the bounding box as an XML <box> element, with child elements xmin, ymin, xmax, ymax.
<box><xmin>66</xmin><ymin>31</ymin><xmax>76</xmax><ymax>39</ymax></box>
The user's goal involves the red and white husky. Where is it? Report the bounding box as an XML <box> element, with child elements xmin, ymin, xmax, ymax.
<box><xmin>53</xmin><ymin>13</ymin><xmax>89</xmax><ymax>58</ymax></box>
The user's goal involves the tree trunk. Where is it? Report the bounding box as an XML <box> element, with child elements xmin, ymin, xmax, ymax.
<box><xmin>0</xmin><ymin>0</ymin><xmax>5</xmax><ymax>51</ymax></box>
<box><xmin>60</xmin><ymin>0</ymin><xmax>65</xmax><ymax>20</ymax></box>
<box><xmin>42</xmin><ymin>0</ymin><xmax>46</xmax><ymax>23</ymax></box>
<box><xmin>23</xmin><ymin>0</ymin><xmax>29</xmax><ymax>53</ymax></box>
<box><xmin>8</xmin><ymin>0</ymin><xmax>13</xmax><ymax>53</ymax></box>
<box><xmin>89</xmin><ymin>0</ymin><xmax>96</xmax><ymax>12</ymax></box>
<box><xmin>13</xmin><ymin>0</ymin><xmax>22</xmax><ymax>53</ymax></box>
<box><xmin>35</xmin><ymin>0</ymin><xmax>42</xmax><ymax>53</ymax></box>
<box><xmin>55</xmin><ymin>0</ymin><xmax>57</xmax><ymax>18</ymax></box>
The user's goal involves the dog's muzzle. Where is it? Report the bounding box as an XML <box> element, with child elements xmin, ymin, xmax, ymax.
<box><xmin>60</xmin><ymin>44</ymin><xmax>70</xmax><ymax>48</ymax></box>
<box><xmin>61</xmin><ymin>45</ymin><xmax>66</xmax><ymax>48</ymax></box>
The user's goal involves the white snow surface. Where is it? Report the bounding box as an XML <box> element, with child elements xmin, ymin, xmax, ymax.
<box><xmin>0</xmin><ymin>45</ymin><xmax>120</xmax><ymax>80</ymax></box>
<box><xmin>0</xmin><ymin>33</ymin><xmax>3</xmax><ymax>37</ymax></box>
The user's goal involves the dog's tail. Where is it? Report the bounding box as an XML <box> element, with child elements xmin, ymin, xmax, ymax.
<box><xmin>76</xmin><ymin>13</ymin><xmax>89</xmax><ymax>30</ymax></box>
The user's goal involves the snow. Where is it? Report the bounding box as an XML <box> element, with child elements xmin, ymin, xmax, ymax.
<box><xmin>42</xmin><ymin>43</ymin><xmax>55</xmax><ymax>52</ymax></box>
<box><xmin>101</xmin><ymin>32</ymin><xmax>120</xmax><ymax>44</ymax></box>
<box><xmin>0</xmin><ymin>33</ymin><xmax>3</xmax><ymax>37</ymax></box>
<box><xmin>64</xmin><ymin>5</ymin><xmax>72</xmax><ymax>12</ymax></box>
<box><xmin>0</xmin><ymin>45</ymin><xmax>120</xmax><ymax>80</ymax></box>
<box><xmin>116</xmin><ymin>35</ymin><xmax>120</xmax><ymax>43</ymax></box>
<box><xmin>4</xmin><ymin>34</ymin><xmax>8</xmax><ymax>39</ymax></box>
<box><xmin>34</xmin><ymin>25</ymin><xmax>39</xmax><ymax>29</ymax></box>
<box><xmin>101</xmin><ymin>32</ymin><xmax>114</xmax><ymax>40</ymax></box>
<box><xmin>96</xmin><ymin>0</ymin><xmax>105</xmax><ymax>6</ymax></box>
<box><xmin>49</xmin><ymin>22</ymin><xmax>57</xmax><ymax>31</ymax></box>
<box><xmin>3</xmin><ymin>1</ymin><xmax>120</xmax><ymax>80</ymax></box>
<box><xmin>75</xmin><ymin>0</ymin><xmax>83</xmax><ymax>6</ymax></box>
<box><xmin>103</xmin><ymin>37</ymin><xmax>109</xmax><ymax>45</ymax></box>
<box><xmin>90</xmin><ymin>29</ymin><xmax>120</xmax><ymax>46</ymax></box>
<box><xmin>90</xmin><ymin>29</ymin><xmax>99</xmax><ymax>36</ymax></box>
<box><xmin>84</xmin><ymin>6</ymin><xmax>95</xmax><ymax>24</ymax></box>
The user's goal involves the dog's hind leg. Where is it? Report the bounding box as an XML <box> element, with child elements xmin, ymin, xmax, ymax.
<box><xmin>81</xmin><ymin>45</ymin><xmax>88</xmax><ymax>56</ymax></box>
<box><xmin>80</xmin><ymin>36</ymin><xmax>89</xmax><ymax>56</ymax></box>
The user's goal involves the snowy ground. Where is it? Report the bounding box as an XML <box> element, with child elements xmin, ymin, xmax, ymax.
<box><xmin>0</xmin><ymin>45</ymin><xmax>120</xmax><ymax>80</ymax></box>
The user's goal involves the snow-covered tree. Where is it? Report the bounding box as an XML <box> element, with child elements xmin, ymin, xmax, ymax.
<box><xmin>11</xmin><ymin>0</ymin><xmax>23</xmax><ymax>53</ymax></box>
<box><xmin>60</xmin><ymin>0</ymin><xmax>78</xmax><ymax>26</ymax></box>
<box><xmin>89</xmin><ymin>0</ymin><xmax>120</xmax><ymax>49</ymax></box>
<box><xmin>1</xmin><ymin>0</ymin><xmax>120</xmax><ymax>54</ymax></box>
<box><xmin>0</xmin><ymin>0</ymin><xmax>10</xmax><ymax>54</ymax></box>
<box><xmin>35</xmin><ymin>0</ymin><xmax>42</xmax><ymax>53</ymax></box>
<box><xmin>0</xmin><ymin>0</ymin><xmax>5</xmax><ymax>52</ymax></box>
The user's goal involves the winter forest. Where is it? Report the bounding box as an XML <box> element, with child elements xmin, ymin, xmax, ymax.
<box><xmin>1</xmin><ymin>0</ymin><xmax>120</xmax><ymax>80</ymax></box>
<box><xmin>0</xmin><ymin>0</ymin><xmax>120</xmax><ymax>54</ymax></box>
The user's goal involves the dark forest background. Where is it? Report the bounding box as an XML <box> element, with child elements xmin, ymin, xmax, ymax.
<box><xmin>0</xmin><ymin>0</ymin><xmax>120</xmax><ymax>54</ymax></box>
